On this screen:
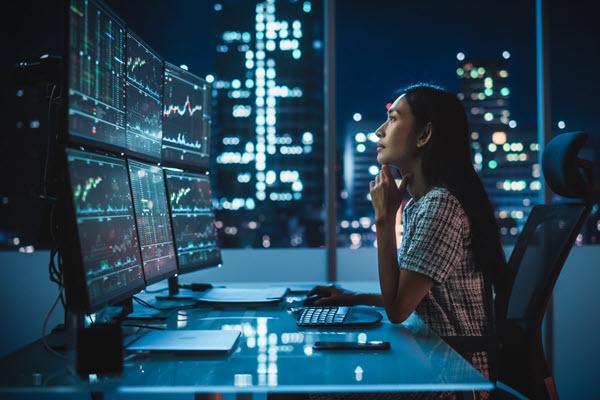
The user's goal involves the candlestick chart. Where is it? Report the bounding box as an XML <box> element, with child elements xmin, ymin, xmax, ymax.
<box><xmin>165</xmin><ymin>170</ymin><xmax>221</xmax><ymax>272</ymax></box>
<box><xmin>66</xmin><ymin>149</ymin><xmax>144</xmax><ymax>305</ymax></box>
<box><xmin>125</xmin><ymin>31</ymin><xmax>163</xmax><ymax>160</ymax></box>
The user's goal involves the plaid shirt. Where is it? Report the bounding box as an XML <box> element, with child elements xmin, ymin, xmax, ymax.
<box><xmin>309</xmin><ymin>188</ymin><xmax>494</xmax><ymax>400</ymax></box>
<box><xmin>399</xmin><ymin>187</ymin><xmax>494</xmax><ymax>381</ymax></box>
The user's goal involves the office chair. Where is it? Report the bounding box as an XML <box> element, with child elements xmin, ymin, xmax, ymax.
<box><xmin>447</xmin><ymin>131</ymin><xmax>594</xmax><ymax>400</ymax></box>
<box><xmin>494</xmin><ymin>131</ymin><xmax>593</xmax><ymax>400</ymax></box>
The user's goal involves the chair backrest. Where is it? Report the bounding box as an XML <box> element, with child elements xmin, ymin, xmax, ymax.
<box><xmin>494</xmin><ymin>131</ymin><xmax>593</xmax><ymax>399</ymax></box>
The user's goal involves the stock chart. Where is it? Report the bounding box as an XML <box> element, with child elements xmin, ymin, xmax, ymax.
<box><xmin>66</xmin><ymin>149</ymin><xmax>144</xmax><ymax>306</ymax></box>
<box><xmin>68</xmin><ymin>0</ymin><xmax>127</xmax><ymax>151</ymax></box>
<box><xmin>161</xmin><ymin>62</ymin><xmax>211</xmax><ymax>170</ymax></box>
<box><xmin>165</xmin><ymin>170</ymin><xmax>221</xmax><ymax>272</ymax></box>
<box><xmin>127</xmin><ymin>160</ymin><xmax>177</xmax><ymax>284</ymax></box>
<box><xmin>125</xmin><ymin>31</ymin><xmax>163</xmax><ymax>160</ymax></box>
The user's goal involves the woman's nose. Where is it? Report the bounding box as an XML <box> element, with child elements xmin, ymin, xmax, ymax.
<box><xmin>375</xmin><ymin>123</ymin><xmax>386</xmax><ymax>138</ymax></box>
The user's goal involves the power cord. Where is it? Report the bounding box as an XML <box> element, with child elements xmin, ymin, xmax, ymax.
<box><xmin>41</xmin><ymin>278</ymin><xmax>67</xmax><ymax>359</ymax></box>
<box><xmin>41</xmin><ymin>84</ymin><xmax>57</xmax><ymax>201</ymax></box>
<box><xmin>131</xmin><ymin>296</ymin><xmax>197</xmax><ymax>312</ymax></box>
<box><xmin>121</xmin><ymin>324</ymin><xmax>165</xmax><ymax>331</ymax></box>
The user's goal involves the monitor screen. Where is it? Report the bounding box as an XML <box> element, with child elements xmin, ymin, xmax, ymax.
<box><xmin>164</xmin><ymin>170</ymin><xmax>221</xmax><ymax>273</ymax></box>
<box><xmin>127</xmin><ymin>160</ymin><xmax>178</xmax><ymax>285</ymax></box>
<box><xmin>161</xmin><ymin>62</ymin><xmax>211</xmax><ymax>171</ymax></box>
<box><xmin>125</xmin><ymin>30</ymin><xmax>163</xmax><ymax>161</ymax></box>
<box><xmin>65</xmin><ymin>148</ymin><xmax>145</xmax><ymax>312</ymax></box>
<box><xmin>67</xmin><ymin>0</ymin><xmax>127</xmax><ymax>152</ymax></box>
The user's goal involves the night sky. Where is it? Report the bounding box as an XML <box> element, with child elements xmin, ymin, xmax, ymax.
<box><xmin>336</xmin><ymin>0</ymin><xmax>599</xmax><ymax>136</ymax></box>
<box><xmin>3</xmin><ymin>0</ymin><xmax>598</xmax><ymax>136</ymax></box>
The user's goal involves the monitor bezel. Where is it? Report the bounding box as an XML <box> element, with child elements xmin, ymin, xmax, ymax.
<box><xmin>163</xmin><ymin>168</ymin><xmax>222</xmax><ymax>275</ymax></box>
<box><xmin>161</xmin><ymin>62</ymin><xmax>212</xmax><ymax>172</ymax></box>
<box><xmin>125</xmin><ymin>158</ymin><xmax>178</xmax><ymax>286</ymax></box>
<box><xmin>62</xmin><ymin>147</ymin><xmax>146</xmax><ymax>314</ymax></box>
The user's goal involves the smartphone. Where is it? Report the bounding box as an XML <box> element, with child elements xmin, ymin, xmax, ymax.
<box><xmin>312</xmin><ymin>341</ymin><xmax>390</xmax><ymax>350</ymax></box>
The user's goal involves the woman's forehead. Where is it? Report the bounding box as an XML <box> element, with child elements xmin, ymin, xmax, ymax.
<box><xmin>391</xmin><ymin>95</ymin><xmax>409</xmax><ymax>111</ymax></box>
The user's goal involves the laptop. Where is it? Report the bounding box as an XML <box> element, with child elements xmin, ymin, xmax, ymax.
<box><xmin>125</xmin><ymin>330</ymin><xmax>241</xmax><ymax>355</ymax></box>
<box><xmin>193</xmin><ymin>287</ymin><xmax>288</xmax><ymax>303</ymax></box>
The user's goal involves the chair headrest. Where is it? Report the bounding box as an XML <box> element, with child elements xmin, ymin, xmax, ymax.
<box><xmin>541</xmin><ymin>131</ymin><xmax>589</xmax><ymax>199</ymax></box>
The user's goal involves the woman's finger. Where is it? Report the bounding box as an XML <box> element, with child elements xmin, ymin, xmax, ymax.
<box><xmin>381</xmin><ymin>164</ymin><xmax>393</xmax><ymax>183</ymax></box>
<box><xmin>306</xmin><ymin>285</ymin><xmax>330</xmax><ymax>297</ymax></box>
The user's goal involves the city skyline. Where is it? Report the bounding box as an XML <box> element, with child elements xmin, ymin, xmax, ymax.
<box><xmin>1</xmin><ymin>0</ymin><xmax>598</xmax><ymax>249</ymax></box>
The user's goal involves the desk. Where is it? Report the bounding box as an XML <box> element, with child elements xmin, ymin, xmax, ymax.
<box><xmin>0</xmin><ymin>282</ymin><xmax>494</xmax><ymax>398</ymax></box>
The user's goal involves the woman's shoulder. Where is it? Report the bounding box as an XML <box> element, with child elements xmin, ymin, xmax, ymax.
<box><xmin>421</xmin><ymin>187</ymin><xmax>460</xmax><ymax>207</ymax></box>
<box><xmin>417</xmin><ymin>187</ymin><xmax>467</xmax><ymax>218</ymax></box>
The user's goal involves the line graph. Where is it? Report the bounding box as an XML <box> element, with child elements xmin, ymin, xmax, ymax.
<box><xmin>162</xmin><ymin>132</ymin><xmax>203</xmax><ymax>149</ymax></box>
<box><xmin>163</xmin><ymin>96</ymin><xmax>203</xmax><ymax>118</ymax></box>
<box><xmin>161</xmin><ymin>63</ymin><xmax>209</xmax><ymax>169</ymax></box>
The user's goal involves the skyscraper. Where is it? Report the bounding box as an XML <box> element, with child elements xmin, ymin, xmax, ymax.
<box><xmin>339</xmin><ymin>120</ymin><xmax>380</xmax><ymax>248</ymax></box>
<box><xmin>457</xmin><ymin>55</ymin><xmax>540</xmax><ymax>242</ymax></box>
<box><xmin>212</xmin><ymin>0</ymin><xmax>325</xmax><ymax>248</ymax></box>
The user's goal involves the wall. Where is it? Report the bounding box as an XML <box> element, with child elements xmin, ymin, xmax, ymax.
<box><xmin>1</xmin><ymin>246</ymin><xmax>599</xmax><ymax>399</ymax></box>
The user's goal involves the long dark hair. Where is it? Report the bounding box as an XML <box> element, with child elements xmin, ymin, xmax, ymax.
<box><xmin>398</xmin><ymin>83</ymin><xmax>508</xmax><ymax>290</ymax></box>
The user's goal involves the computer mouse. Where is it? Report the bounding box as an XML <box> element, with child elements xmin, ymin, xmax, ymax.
<box><xmin>302</xmin><ymin>293</ymin><xmax>327</xmax><ymax>306</ymax></box>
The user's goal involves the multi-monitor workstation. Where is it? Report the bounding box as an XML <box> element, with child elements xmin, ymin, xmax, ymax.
<box><xmin>61</xmin><ymin>0</ymin><xmax>221</xmax><ymax>315</ymax></box>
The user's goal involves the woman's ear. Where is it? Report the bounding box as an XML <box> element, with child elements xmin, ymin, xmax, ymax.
<box><xmin>416</xmin><ymin>122</ymin><xmax>432</xmax><ymax>148</ymax></box>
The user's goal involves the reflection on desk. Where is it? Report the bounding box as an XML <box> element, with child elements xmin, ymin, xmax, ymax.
<box><xmin>0</xmin><ymin>284</ymin><xmax>494</xmax><ymax>396</ymax></box>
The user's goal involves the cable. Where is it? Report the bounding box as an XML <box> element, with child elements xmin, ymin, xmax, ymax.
<box><xmin>121</xmin><ymin>324</ymin><xmax>165</xmax><ymax>331</ymax></box>
<box><xmin>41</xmin><ymin>280</ymin><xmax>67</xmax><ymax>359</ymax></box>
<box><xmin>132</xmin><ymin>296</ymin><xmax>197</xmax><ymax>312</ymax></box>
<box><xmin>49</xmin><ymin>247</ymin><xmax>61</xmax><ymax>286</ymax></box>
<box><xmin>42</xmin><ymin>85</ymin><xmax>57</xmax><ymax>200</ymax></box>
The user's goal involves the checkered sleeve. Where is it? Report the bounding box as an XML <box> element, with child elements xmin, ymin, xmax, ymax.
<box><xmin>400</xmin><ymin>193</ymin><xmax>467</xmax><ymax>284</ymax></box>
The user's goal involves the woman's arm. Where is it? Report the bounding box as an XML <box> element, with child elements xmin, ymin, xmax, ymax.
<box><xmin>371</xmin><ymin>166</ymin><xmax>434</xmax><ymax>323</ymax></box>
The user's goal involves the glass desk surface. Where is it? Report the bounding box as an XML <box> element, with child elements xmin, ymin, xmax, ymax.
<box><xmin>0</xmin><ymin>282</ymin><xmax>494</xmax><ymax>395</ymax></box>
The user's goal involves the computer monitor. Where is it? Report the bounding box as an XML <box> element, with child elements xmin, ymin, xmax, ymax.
<box><xmin>63</xmin><ymin>148</ymin><xmax>145</xmax><ymax>313</ymax></box>
<box><xmin>127</xmin><ymin>160</ymin><xmax>178</xmax><ymax>285</ymax></box>
<box><xmin>164</xmin><ymin>169</ymin><xmax>221</xmax><ymax>274</ymax></box>
<box><xmin>125</xmin><ymin>30</ymin><xmax>163</xmax><ymax>162</ymax></box>
<box><xmin>66</xmin><ymin>0</ymin><xmax>127</xmax><ymax>153</ymax></box>
<box><xmin>161</xmin><ymin>62</ymin><xmax>212</xmax><ymax>171</ymax></box>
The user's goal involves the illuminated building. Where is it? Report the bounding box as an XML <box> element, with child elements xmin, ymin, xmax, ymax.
<box><xmin>212</xmin><ymin>0</ymin><xmax>324</xmax><ymax>247</ymax></box>
<box><xmin>457</xmin><ymin>54</ymin><xmax>539</xmax><ymax>242</ymax></box>
<box><xmin>340</xmin><ymin>120</ymin><xmax>379</xmax><ymax>248</ymax></box>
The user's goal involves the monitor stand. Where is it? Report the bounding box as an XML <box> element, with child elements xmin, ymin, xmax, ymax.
<box><xmin>116</xmin><ymin>298</ymin><xmax>175</xmax><ymax>321</ymax></box>
<box><xmin>154</xmin><ymin>276</ymin><xmax>212</xmax><ymax>301</ymax></box>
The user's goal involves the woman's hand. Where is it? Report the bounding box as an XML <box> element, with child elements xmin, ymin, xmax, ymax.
<box><xmin>304</xmin><ymin>285</ymin><xmax>357</xmax><ymax>306</ymax></box>
<box><xmin>370</xmin><ymin>165</ymin><xmax>412</xmax><ymax>224</ymax></box>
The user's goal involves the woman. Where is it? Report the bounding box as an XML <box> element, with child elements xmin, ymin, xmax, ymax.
<box><xmin>307</xmin><ymin>83</ymin><xmax>508</xmax><ymax>399</ymax></box>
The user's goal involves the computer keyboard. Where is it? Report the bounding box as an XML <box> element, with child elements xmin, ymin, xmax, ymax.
<box><xmin>296</xmin><ymin>306</ymin><xmax>383</xmax><ymax>328</ymax></box>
